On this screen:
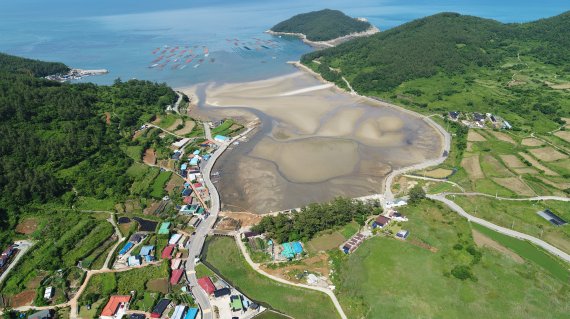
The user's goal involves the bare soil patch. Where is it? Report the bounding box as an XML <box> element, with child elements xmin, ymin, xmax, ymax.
<box><xmin>489</xmin><ymin>131</ymin><xmax>516</xmax><ymax>144</ymax></box>
<box><xmin>143</xmin><ymin>148</ymin><xmax>157</xmax><ymax>165</ymax></box>
<box><xmin>157</xmin><ymin>159</ymin><xmax>176</xmax><ymax>171</ymax></box>
<box><xmin>554</xmin><ymin>131</ymin><xmax>570</xmax><ymax>143</ymax></box>
<box><xmin>461</xmin><ymin>155</ymin><xmax>484</xmax><ymax>180</ymax></box>
<box><xmin>165</xmin><ymin>174</ymin><xmax>184</xmax><ymax>193</ymax></box>
<box><xmin>499</xmin><ymin>154</ymin><xmax>525</xmax><ymax>168</ymax></box>
<box><xmin>528</xmin><ymin>147</ymin><xmax>568</xmax><ymax>162</ymax></box>
<box><xmin>219</xmin><ymin>211</ymin><xmax>263</xmax><ymax>227</ymax></box>
<box><xmin>418</xmin><ymin>168</ymin><xmax>453</xmax><ymax>179</ymax></box>
<box><xmin>174</xmin><ymin>120</ymin><xmax>196</xmax><ymax>135</ymax></box>
<box><xmin>8</xmin><ymin>290</ymin><xmax>36</xmax><ymax>307</ymax></box>
<box><xmin>167</xmin><ymin>118</ymin><xmax>183</xmax><ymax>131</ymax></box>
<box><xmin>521</xmin><ymin>138</ymin><xmax>544</xmax><ymax>147</ymax></box>
<box><xmin>25</xmin><ymin>274</ymin><xmax>45</xmax><ymax>289</ymax></box>
<box><xmin>151</xmin><ymin>116</ymin><xmax>161</xmax><ymax>125</ymax></box>
<box><xmin>146</xmin><ymin>278</ymin><xmax>169</xmax><ymax>294</ymax></box>
<box><xmin>519</xmin><ymin>152</ymin><xmax>558</xmax><ymax>176</ymax></box>
<box><xmin>550</xmin><ymin>83</ymin><xmax>570</xmax><ymax>90</ymax></box>
<box><xmin>216</xmin><ymin>217</ymin><xmax>241</xmax><ymax>231</ymax></box>
<box><xmin>466</xmin><ymin>142</ymin><xmax>473</xmax><ymax>152</ymax></box>
<box><xmin>104</xmin><ymin>112</ymin><xmax>111</xmax><ymax>125</ymax></box>
<box><xmin>261</xmin><ymin>253</ymin><xmax>330</xmax><ymax>283</ymax></box>
<box><xmin>132</xmin><ymin>129</ymin><xmax>145</xmax><ymax>141</ymax></box>
<box><xmin>472</xmin><ymin>229</ymin><xmax>524</xmax><ymax>263</ymax></box>
<box><xmin>467</xmin><ymin>130</ymin><xmax>486</xmax><ymax>142</ymax></box>
<box><xmin>493</xmin><ymin>177</ymin><xmax>535</xmax><ymax>196</ymax></box>
<box><xmin>513</xmin><ymin>168</ymin><xmax>537</xmax><ymax>175</ymax></box>
<box><xmin>15</xmin><ymin>218</ymin><xmax>38</xmax><ymax>234</ymax></box>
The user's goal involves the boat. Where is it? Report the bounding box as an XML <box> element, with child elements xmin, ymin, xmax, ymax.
<box><xmin>171</xmin><ymin>64</ymin><xmax>180</xmax><ymax>70</ymax></box>
<box><xmin>193</xmin><ymin>64</ymin><xmax>200</xmax><ymax>68</ymax></box>
<box><xmin>204</xmin><ymin>47</ymin><xmax>209</xmax><ymax>57</ymax></box>
<box><xmin>179</xmin><ymin>65</ymin><xmax>187</xmax><ymax>70</ymax></box>
<box><xmin>199</xmin><ymin>59</ymin><xmax>204</xmax><ymax>63</ymax></box>
<box><xmin>243</xmin><ymin>46</ymin><xmax>252</xmax><ymax>50</ymax></box>
<box><xmin>261</xmin><ymin>45</ymin><xmax>270</xmax><ymax>49</ymax></box>
<box><xmin>185</xmin><ymin>58</ymin><xmax>193</xmax><ymax>63</ymax></box>
<box><xmin>149</xmin><ymin>63</ymin><xmax>159</xmax><ymax>68</ymax></box>
<box><xmin>161</xmin><ymin>49</ymin><xmax>167</xmax><ymax>54</ymax></box>
<box><xmin>210</xmin><ymin>58</ymin><xmax>215</xmax><ymax>63</ymax></box>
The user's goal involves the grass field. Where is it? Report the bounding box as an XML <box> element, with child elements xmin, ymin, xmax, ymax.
<box><xmin>195</xmin><ymin>264</ymin><xmax>216</xmax><ymax>279</ymax></box>
<box><xmin>204</xmin><ymin>236</ymin><xmax>339</xmax><ymax>319</ymax></box>
<box><xmin>471</xmin><ymin>224</ymin><xmax>569</xmax><ymax>282</ymax></box>
<box><xmin>452</xmin><ymin>196</ymin><xmax>570</xmax><ymax>255</ymax></box>
<box><xmin>332</xmin><ymin>200</ymin><xmax>570</xmax><ymax>318</ymax></box>
<box><xmin>150</xmin><ymin>171</ymin><xmax>172</xmax><ymax>199</ymax></box>
<box><xmin>75</xmin><ymin>197</ymin><xmax>116</xmax><ymax>211</ymax></box>
<box><xmin>306</xmin><ymin>222</ymin><xmax>360</xmax><ymax>253</ymax></box>
<box><xmin>254</xmin><ymin>311</ymin><xmax>291</xmax><ymax>319</ymax></box>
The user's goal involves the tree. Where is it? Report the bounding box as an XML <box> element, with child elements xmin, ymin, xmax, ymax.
<box><xmin>409</xmin><ymin>184</ymin><xmax>426</xmax><ymax>204</ymax></box>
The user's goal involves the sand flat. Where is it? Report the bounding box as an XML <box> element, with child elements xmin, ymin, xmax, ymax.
<box><xmin>187</xmin><ymin>71</ymin><xmax>444</xmax><ymax>213</ymax></box>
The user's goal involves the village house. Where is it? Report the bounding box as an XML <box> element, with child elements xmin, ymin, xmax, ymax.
<box><xmin>100</xmin><ymin>295</ymin><xmax>131</xmax><ymax>319</ymax></box>
<box><xmin>373</xmin><ymin>215</ymin><xmax>391</xmax><ymax>229</ymax></box>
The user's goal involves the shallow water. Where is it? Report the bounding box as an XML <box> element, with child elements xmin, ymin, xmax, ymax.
<box><xmin>190</xmin><ymin>71</ymin><xmax>443</xmax><ymax>213</ymax></box>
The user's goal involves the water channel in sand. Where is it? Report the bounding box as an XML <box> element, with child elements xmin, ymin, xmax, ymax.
<box><xmin>181</xmin><ymin>70</ymin><xmax>443</xmax><ymax>213</ymax></box>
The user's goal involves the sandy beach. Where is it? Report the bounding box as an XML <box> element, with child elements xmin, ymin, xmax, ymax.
<box><xmin>179</xmin><ymin>70</ymin><xmax>443</xmax><ymax>213</ymax></box>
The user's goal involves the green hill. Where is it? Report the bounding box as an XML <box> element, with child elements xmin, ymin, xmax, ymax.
<box><xmin>301</xmin><ymin>12</ymin><xmax>570</xmax><ymax>132</ymax></box>
<box><xmin>0</xmin><ymin>52</ymin><xmax>69</xmax><ymax>77</ymax></box>
<box><xmin>0</xmin><ymin>53</ymin><xmax>176</xmax><ymax>246</ymax></box>
<box><xmin>271</xmin><ymin>9</ymin><xmax>371</xmax><ymax>41</ymax></box>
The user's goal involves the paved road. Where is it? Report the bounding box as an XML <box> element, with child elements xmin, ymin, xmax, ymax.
<box><xmin>383</xmin><ymin>114</ymin><xmax>451</xmax><ymax>203</ymax></box>
<box><xmin>442</xmin><ymin>192</ymin><xmax>569</xmax><ymax>202</ymax></box>
<box><xmin>428</xmin><ymin>194</ymin><xmax>570</xmax><ymax>263</ymax></box>
<box><xmin>234</xmin><ymin>235</ymin><xmax>348</xmax><ymax>319</ymax></box>
<box><xmin>172</xmin><ymin>91</ymin><xmax>183</xmax><ymax>114</ymax></box>
<box><xmin>184</xmin><ymin>126</ymin><xmax>255</xmax><ymax>319</ymax></box>
<box><xmin>0</xmin><ymin>240</ymin><xmax>34</xmax><ymax>284</ymax></box>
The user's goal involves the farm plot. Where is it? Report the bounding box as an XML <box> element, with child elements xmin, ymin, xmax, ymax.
<box><xmin>528</xmin><ymin>147</ymin><xmax>568</xmax><ymax>162</ymax></box>
<box><xmin>518</xmin><ymin>152</ymin><xmax>558</xmax><ymax>176</ymax></box>
<box><xmin>492</xmin><ymin>177</ymin><xmax>535</xmax><ymax>196</ymax></box>
<box><xmin>521</xmin><ymin>138</ymin><xmax>544</xmax><ymax>147</ymax></box>
<box><xmin>554</xmin><ymin>130</ymin><xmax>570</xmax><ymax>143</ymax></box>
<box><xmin>499</xmin><ymin>154</ymin><xmax>525</xmax><ymax>168</ymax></box>
<box><xmin>489</xmin><ymin>131</ymin><xmax>516</xmax><ymax>144</ymax></box>
<box><xmin>461</xmin><ymin>155</ymin><xmax>484</xmax><ymax>180</ymax></box>
<box><xmin>467</xmin><ymin>130</ymin><xmax>486</xmax><ymax>142</ymax></box>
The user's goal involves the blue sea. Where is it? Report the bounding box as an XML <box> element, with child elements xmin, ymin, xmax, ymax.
<box><xmin>1</xmin><ymin>0</ymin><xmax>568</xmax><ymax>87</ymax></box>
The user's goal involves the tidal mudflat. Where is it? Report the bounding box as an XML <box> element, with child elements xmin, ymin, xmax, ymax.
<box><xmin>182</xmin><ymin>71</ymin><xmax>443</xmax><ymax>213</ymax></box>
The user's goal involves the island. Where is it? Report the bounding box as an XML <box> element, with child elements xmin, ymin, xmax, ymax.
<box><xmin>267</xmin><ymin>9</ymin><xmax>379</xmax><ymax>48</ymax></box>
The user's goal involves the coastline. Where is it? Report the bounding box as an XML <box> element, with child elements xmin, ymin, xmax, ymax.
<box><xmin>266</xmin><ymin>25</ymin><xmax>380</xmax><ymax>48</ymax></box>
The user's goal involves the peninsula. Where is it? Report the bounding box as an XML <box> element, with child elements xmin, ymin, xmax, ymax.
<box><xmin>267</xmin><ymin>9</ymin><xmax>379</xmax><ymax>48</ymax></box>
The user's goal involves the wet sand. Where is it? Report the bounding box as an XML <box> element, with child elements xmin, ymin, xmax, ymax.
<box><xmin>180</xmin><ymin>71</ymin><xmax>443</xmax><ymax>213</ymax></box>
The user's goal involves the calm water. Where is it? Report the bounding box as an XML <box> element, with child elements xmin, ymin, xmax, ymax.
<box><xmin>1</xmin><ymin>0</ymin><xmax>568</xmax><ymax>87</ymax></box>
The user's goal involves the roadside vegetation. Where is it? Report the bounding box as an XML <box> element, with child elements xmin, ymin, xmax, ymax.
<box><xmin>203</xmin><ymin>236</ymin><xmax>339</xmax><ymax>319</ymax></box>
<box><xmin>331</xmin><ymin>199</ymin><xmax>570</xmax><ymax>318</ymax></box>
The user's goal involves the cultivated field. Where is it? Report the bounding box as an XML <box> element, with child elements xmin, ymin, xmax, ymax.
<box><xmin>518</xmin><ymin>152</ymin><xmax>558</xmax><ymax>176</ymax></box>
<box><xmin>492</xmin><ymin>177</ymin><xmax>535</xmax><ymax>196</ymax></box>
<box><xmin>461</xmin><ymin>156</ymin><xmax>484</xmax><ymax>180</ymax></box>
<box><xmin>467</xmin><ymin>130</ymin><xmax>486</xmax><ymax>142</ymax></box>
<box><xmin>489</xmin><ymin>130</ymin><xmax>515</xmax><ymax>144</ymax></box>
<box><xmin>528</xmin><ymin>147</ymin><xmax>568</xmax><ymax>162</ymax></box>
<box><xmin>521</xmin><ymin>138</ymin><xmax>544</xmax><ymax>146</ymax></box>
<box><xmin>554</xmin><ymin>130</ymin><xmax>570</xmax><ymax>143</ymax></box>
<box><xmin>499</xmin><ymin>154</ymin><xmax>525</xmax><ymax>168</ymax></box>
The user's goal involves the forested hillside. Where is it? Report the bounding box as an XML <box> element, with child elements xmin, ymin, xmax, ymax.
<box><xmin>0</xmin><ymin>54</ymin><xmax>176</xmax><ymax>245</ymax></box>
<box><xmin>302</xmin><ymin>12</ymin><xmax>570</xmax><ymax>132</ymax></box>
<box><xmin>271</xmin><ymin>9</ymin><xmax>371</xmax><ymax>41</ymax></box>
<box><xmin>0</xmin><ymin>53</ymin><xmax>69</xmax><ymax>77</ymax></box>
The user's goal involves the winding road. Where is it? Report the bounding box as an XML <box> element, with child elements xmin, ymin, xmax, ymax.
<box><xmin>428</xmin><ymin>194</ymin><xmax>570</xmax><ymax>263</ymax></box>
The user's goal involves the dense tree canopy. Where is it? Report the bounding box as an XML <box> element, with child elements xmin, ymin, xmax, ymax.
<box><xmin>0</xmin><ymin>53</ymin><xmax>69</xmax><ymax>77</ymax></box>
<box><xmin>271</xmin><ymin>9</ymin><xmax>371</xmax><ymax>41</ymax></box>
<box><xmin>252</xmin><ymin>197</ymin><xmax>380</xmax><ymax>243</ymax></box>
<box><xmin>0</xmin><ymin>54</ymin><xmax>176</xmax><ymax>236</ymax></box>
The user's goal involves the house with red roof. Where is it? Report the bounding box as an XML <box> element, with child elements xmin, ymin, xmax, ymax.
<box><xmin>161</xmin><ymin>245</ymin><xmax>175</xmax><ymax>259</ymax></box>
<box><xmin>170</xmin><ymin>269</ymin><xmax>184</xmax><ymax>285</ymax></box>
<box><xmin>197</xmin><ymin>277</ymin><xmax>215</xmax><ymax>295</ymax></box>
<box><xmin>100</xmin><ymin>295</ymin><xmax>131</xmax><ymax>319</ymax></box>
